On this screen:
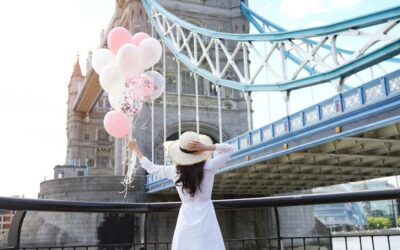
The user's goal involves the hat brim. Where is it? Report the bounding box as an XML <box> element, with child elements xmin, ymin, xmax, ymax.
<box><xmin>167</xmin><ymin>134</ymin><xmax>213</xmax><ymax>165</ymax></box>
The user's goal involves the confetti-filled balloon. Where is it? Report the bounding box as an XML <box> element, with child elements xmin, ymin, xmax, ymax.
<box><xmin>116</xmin><ymin>90</ymin><xmax>143</xmax><ymax>116</ymax></box>
<box><xmin>128</xmin><ymin>74</ymin><xmax>155</xmax><ymax>102</ymax></box>
<box><xmin>145</xmin><ymin>71</ymin><xmax>165</xmax><ymax>100</ymax></box>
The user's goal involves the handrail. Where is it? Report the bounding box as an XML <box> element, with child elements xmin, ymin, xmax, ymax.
<box><xmin>1</xmin><ymin>188</ymin><xmax>400</xmax><ymax>213</ymax></box>
<box><xmin>144</xmin><ymin>0</ymin><xmax>400</xmax><ymax>41</ymax></box>
<box><xmin>2</xmin><ymin>189</ymin><xmax>400</xmax><ymax>250</ymax></box>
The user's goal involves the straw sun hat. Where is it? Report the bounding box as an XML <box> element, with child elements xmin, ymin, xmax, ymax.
<box><xmin>166</xmin><ymin>131</ymin><xmax>213</xmax><ymax>165</ymax></box>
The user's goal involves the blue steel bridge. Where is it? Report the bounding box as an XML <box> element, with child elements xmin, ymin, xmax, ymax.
<box><xmin>142</xmin><ymin>0</ymin><xmax>400</xmax><ymax>195</ymax></box>
<box><xmin>146</xmin><ymin>70</ymin><xmax>400</xmax><ymax>195</ymax></box>
<box><xmin>75</xmin><ymin>0</ymin><xmax>400</xmax><ymax>196</ymax></box>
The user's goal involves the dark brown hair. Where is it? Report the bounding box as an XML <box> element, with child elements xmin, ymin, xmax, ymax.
<box><xmin>175</xmin><ymin>161</ymin><xmax>206</xmax><ymax>197</ymax></box>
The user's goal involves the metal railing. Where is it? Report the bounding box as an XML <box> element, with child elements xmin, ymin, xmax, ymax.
<box><xmin>1</xmin><ymin>188</ymin><xmax>400</xmax><ymax>249</ymax></box>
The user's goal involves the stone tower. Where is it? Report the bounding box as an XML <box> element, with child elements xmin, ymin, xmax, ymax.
<box><xmin>65</xmin><ymin>57</ymin><xmax>84</xmax><ymax>166</ymax></box>
<box><xmin>114</xmin><ymin>0</ymin><xmax>251</xmax><ymax>176</ymax></box>
<box><xmin>64</xmin><ymin>56</ymin><xmax>115</xmax><ymax>177</ymax></box>
<box><xmin>63</xmin><ymin>0</ymin><xmax>251</xmax><ymax>177</ymax></box>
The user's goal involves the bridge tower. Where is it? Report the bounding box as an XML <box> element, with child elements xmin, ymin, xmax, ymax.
<box><xmin>114</xmin><ymin>0</ymin><xmax>252</xmax><ymax>176</ymax></box>
<box><xmin>64</xmin><ymin>0</ymin><xmax>251</xmax><ymax>177</ymax></box>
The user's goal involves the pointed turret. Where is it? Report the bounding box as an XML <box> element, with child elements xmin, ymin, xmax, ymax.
<box><xmin>71</xmin><ymin>55</ymin><xmax>83</xmax><ymax>78</ymax></box>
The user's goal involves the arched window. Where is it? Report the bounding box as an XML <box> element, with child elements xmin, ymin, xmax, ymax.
<box><xmin>182</xmin><ymin>71</ymin><xmax>204</xmax><ymax>95</ymax></box>
<box><xmin>97</xmin><ymin>129</ymin><xmax>109</xmax><ymax>142</ymax></box>
<box><xmin>166</xmin><ymin>74</ymin><xmax>176</xmax><ymax>93</ymax></box>
<box><xmin>209</xmin><ymin>83</ymin><xmax>218</xmax><ymax>96</ymax></box>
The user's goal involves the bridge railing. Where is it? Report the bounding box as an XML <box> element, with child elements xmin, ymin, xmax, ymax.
<box><xmin>146</xmin><ymin>69</ymin><xmax>400</xmax><ymax>186</ymax></box>
<box><xmin>226</xmin><ymin>69</ymin><xmax>400</xmax><ymax>153</ymax></box>
<box><xmin>1</xmin><ymin>188</ymin><xmax>400</xmax><ymax>249</ymax></box>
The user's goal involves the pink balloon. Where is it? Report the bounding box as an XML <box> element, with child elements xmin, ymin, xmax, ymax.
<box><xmin>103</xmin><ymin>110</ymin><xmax>131</xmax><ymax>138</ymax></box>
<box><xmin>107</xmin><ymin>27</ymin><xmax>133</xmax><ymax>54</ymax></box>
<box><xmin>128</xmin><ymin>74</ymin><xmax>155</xmax><ymax>102</ymax></box>
<box><xmin>132</xmin><ymin>32</ymin><xmax>150</xmax><ymax>47</ymax></box>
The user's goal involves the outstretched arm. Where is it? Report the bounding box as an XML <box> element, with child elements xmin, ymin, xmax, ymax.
<box><xmin>128</xmin><ymin>140</ymin><xmax>176</xmax><ymax>180</ymax></box>
<box><xmin>205</xmin><ymin>144</ymin><xmax>234</xmax><ymax>171</ymax></box>
<box><xmin>186</xmin><ymin>141</ymin><xmax>234</xmax><ymax>171</ymax></box>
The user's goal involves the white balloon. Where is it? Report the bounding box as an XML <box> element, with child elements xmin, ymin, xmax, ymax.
<box><xmin>92</xmin><ymin>49</ymin><xmax>115</xmax><ymax>74</ymax></box>
<box><xmin>99</xmin><ymin>65</ymin><xmax>126</xmax><ymax>96</ymax></box>
<box><xmin>116</xmin><ymin>44</ymin><xmax>144</xmax><ymax>78</ymax></box>
<box><xmin>145</xmin><ymin>71</ymin><xmax>165</xmax><ymax>100</ymax></box>
<box><xmin>108</xmin><ymin>94</ymin><xmax>119</xmax><ymax>110</ymax></box>
<box><xmin>140</xmin><ymin>38</ymin><xmax>162</xmax><ymax>69</ymax></box>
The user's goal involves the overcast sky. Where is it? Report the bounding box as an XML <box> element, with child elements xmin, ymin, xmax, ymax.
<box><xmin>0</xmin><ymin>0</ymin><xmax>398</xmax><ymax>198</ymax></box>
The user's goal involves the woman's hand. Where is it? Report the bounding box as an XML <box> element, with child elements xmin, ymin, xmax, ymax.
<box><xmin>187</xmin><ymin>141</ymin><xmax>216</xmax><ymax>153</ymax></box>
<box><xmin>128</xmin><ymin>140</ymin><xmax>138</xmax><ymax>152</ymax></box>
<box><xmin>128</xmin><ymin>140</ymin><xmax>144</xmax><ymax>159</ymax></box>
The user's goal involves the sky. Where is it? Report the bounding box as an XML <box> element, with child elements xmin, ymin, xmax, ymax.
<box><xmin>0</xmin><ymin>0</ymin><xmax>399</xmax><ymax>198</ymax></box>
<box><xmin>0</xmin><ymin>0</ymin><xmax>114</xmax><ymax>197</ymax></box>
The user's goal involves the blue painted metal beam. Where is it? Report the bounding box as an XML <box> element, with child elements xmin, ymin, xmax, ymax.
<box><xmin>245</xmin><ymin>39</ymin><xmax>400</xmax><ymax>91</ymax></box>
<box><xmin>239</xmin><ymin>3</ymin><xmax>318</xmax><ymax>75</ymax></box>
<box><xmin>143</xmin><ymin>0</ymin><xmax>400</xmax><ymax>92</ymax></box>
<box><xmin>240</xmin><ymin>2</ymin><xmax>400</xmax><ymax>64</ymax></box>
<box><xmin>142</xmin><ymin>2</ymin><xmax>400</xmax><ymax>93</ymax></box>
<box><xmin>145</xmin><ymin>0</ymin><xmax>400</xmax><ymax>42</ymax></box>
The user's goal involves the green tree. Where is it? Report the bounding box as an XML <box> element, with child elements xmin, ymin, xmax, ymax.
<box><xmin>367</xmin><ymin>216</ymin><xmax>392</xmax><ymax>229</ymax></box>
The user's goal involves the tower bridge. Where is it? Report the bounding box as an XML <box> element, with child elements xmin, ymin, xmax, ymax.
<box><xmin>1</xmin><ymin>0</ymin><xmax>400</xmax><ymax>249</ymax></box>
<box><xmin>68</xmin><ymin>0</ymin><xmax>400</xmax><ymax>196</ymax></box>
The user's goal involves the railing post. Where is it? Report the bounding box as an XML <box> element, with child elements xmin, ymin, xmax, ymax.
<box><xmin>274</xmin><ymin>207</ymin><xmax>282</xmax><ymax>250</ymax></box>
<box><xmin>140</xmin><ymin>212</ymin><xmax>148</xmax><ymax>250</ymax></box>
<box><xmin>7</xmin><ymin>210</ymin><xmax>26</xmax><ymax>250</ymax></box>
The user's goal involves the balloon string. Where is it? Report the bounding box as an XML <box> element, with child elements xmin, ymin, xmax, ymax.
<box><xmin>129</xmin><ymin>110</ymin><xmax>142</xmax><ymax>131</ymax></box>
<box><xmin>140</xmin><ymin>102</ymin><xmax>153</xmax><ymax>130</ymax></box>
<box><xmin>119</xmin><ymin>101</ymin><xmax>152</xmax><ymax>198</ymax></box>
<box><xmin>119</xmin><ymin>152</ymin><xmax>138</xmax><ymax>198</ymax></box>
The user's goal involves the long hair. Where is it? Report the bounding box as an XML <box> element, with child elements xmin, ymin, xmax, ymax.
<box><xmin>175</xmin><ymin>161</ymin><xmax>206</xmax><ymax>197</ymax></box>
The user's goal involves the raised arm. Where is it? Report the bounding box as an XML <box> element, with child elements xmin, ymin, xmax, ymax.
<box><xmin>186</xmin><ymin>141</ymin><xmax>234</xmax><ymax>171</ymax></box>
<box><xmin>205</xmin><ymin>143</ymin><xmax>235</xmax><ymax>171</ymax></box>
<box><xmin>129</xmin><ymin>140</ymin><xmax>176</xmax><ymax>180</ymax></box>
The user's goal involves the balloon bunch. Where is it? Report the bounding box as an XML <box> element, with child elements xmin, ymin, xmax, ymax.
<box><xmin>92</xmin><ymin>27</ymin><xmax>165</xmax><ymax>138</ymax></box>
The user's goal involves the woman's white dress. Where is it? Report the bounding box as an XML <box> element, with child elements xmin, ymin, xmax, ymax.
<box><xmin>139</xmin><ymin>144</ymin><xmax>234</xmax><ymax>250</ymax></box>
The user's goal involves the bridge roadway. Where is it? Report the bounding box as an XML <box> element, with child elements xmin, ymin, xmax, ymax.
<box><xmin>146</xmin><ymin>69</ymin><xmax>400</xmax><ymax>195</ymax></box>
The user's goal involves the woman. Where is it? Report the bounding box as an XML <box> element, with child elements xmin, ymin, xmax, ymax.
<box><xmin>128</xmin><ymin>131</ymin><xmax>234</xmax><ymax>250</ymax></box>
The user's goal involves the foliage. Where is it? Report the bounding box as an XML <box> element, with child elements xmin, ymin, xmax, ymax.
<box><xmin>367</xmin><ymin>216</ymin><xmax>392</xmax><ymax>229</ymax></box>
